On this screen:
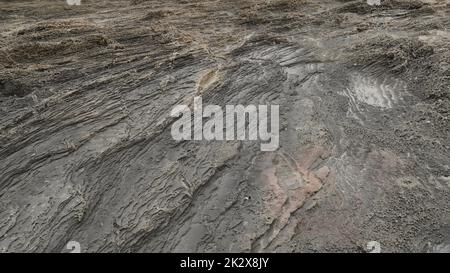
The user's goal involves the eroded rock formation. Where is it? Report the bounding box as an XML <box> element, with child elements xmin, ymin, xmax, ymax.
<box><xmin>0</xmin><ymin>0</ymin><xmax>449</xmax><ymax>252</ymax></box>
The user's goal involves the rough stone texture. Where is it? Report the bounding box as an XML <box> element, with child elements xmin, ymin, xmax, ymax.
<box><xmin>0</xmin><ymin>0</ymin><xmax>449</xmax><ymax>252</ymax></box>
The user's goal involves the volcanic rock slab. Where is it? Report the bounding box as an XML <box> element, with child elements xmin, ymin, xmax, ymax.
<box><xmin>0</xmin><ymin>0</ymin><xmax>449</xmax><ymax>252</ymax></box>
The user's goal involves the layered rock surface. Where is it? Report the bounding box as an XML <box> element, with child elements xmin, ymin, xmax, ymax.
<box><xmin>0</xmin><ymin>0</ymin><xmax>449</xmax><ymax>252</ymax></box>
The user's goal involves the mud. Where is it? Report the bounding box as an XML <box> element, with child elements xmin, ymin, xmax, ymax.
<box><xmin>0</xmin><ymin>0</ymin><xmax>449</xmax><ymax>252</ymax></box>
